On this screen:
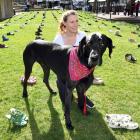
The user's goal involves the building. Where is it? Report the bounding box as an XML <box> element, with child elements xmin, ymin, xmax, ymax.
<box><xmin>89</xmin><ymin>0</ymin><xmax>128</xmax><ymax>13</ymax></box>
<box><xmin>45</xmin><ymin>0</ymin><xmax>61</xmax><ymax>8</ymax></box>
<box><xmin>13</xmin><ymin>0</ymin><xmax>25</xmax><ymax>4</ymax></box>
<box><xmin>0</xmin><ymin>0</ymin><xmax>14</xmax><ymax>20</ymax></box>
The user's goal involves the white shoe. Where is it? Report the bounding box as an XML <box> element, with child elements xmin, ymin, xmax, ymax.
<box><xmin>105</xmin><ymin>114</ymin><xmax>139</xmax><ymax>130</ymax></box>
<box><xmin>108</xmin><ymin>121</ymin><xmax>139</xmax><ymax>130</ymax></box>
<box><xmin>93</xmin><ymin>77</ymin><xmax>104</xmax><ymax>85</ymax></box>
<box><xmin>105</xmin><ymin>114</ymin><xmax>132</xmax><ymax>123</ymax></box>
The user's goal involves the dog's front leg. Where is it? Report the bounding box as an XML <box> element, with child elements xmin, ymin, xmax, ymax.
<box><xmin>64</xmin><ymin>85</ymin><xmax>74</xmax><ymax>130</ymax></box>
<box><xmin>76</xmin><ymin>74</ymin><xmax>93</xmax><ymax>113</ymax></box>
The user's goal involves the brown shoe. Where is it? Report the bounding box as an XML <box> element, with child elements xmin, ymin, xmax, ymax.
<box><xmin>93</xmin><ymin>77</ymin><xmax>104</xmax><ymax>85</ymax></box>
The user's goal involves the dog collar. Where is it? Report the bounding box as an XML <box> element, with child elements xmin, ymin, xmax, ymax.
<box><xmin>69</xmin><ymin>47</ymin><xmax>94</xmax><ymax>81</ymax></box>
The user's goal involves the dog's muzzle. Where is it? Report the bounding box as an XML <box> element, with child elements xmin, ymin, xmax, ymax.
<box><xmin>88</xmin><ymin>50</ymin><xmax>99</xmax><ymax>67</ymax></box>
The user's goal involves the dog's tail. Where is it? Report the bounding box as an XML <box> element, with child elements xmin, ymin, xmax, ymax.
<box><xmin>23</xmin><ymin>42</ymin><xmax>36</xmax><ymax>64</ymax></box>
<box><xmin>23</xmin><ymin>42</ymin><xmax>36</xmax><ymax>81</ymax></box>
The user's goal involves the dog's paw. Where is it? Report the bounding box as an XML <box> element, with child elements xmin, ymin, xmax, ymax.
<box><xmin>66</xmin><ymin>123</ymin><xmax>74</xmax><ymax>130</ymax></box>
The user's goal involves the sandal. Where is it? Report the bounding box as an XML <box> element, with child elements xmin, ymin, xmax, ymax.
<box><xmin>105</xmin><ymin>114</ymin><xmax>132</xmax><ymax>123</ymax></box>
<box><xmin>6</xmin><ymin>108</ymin><xmax>28</xmax><ymax>126</ymax></box>
<box><xmin>125</xmin><ymin>54</ymin><xmax>137</xmax><ymax>63</ymax></box>
<box><xmin>20</xmin><ymin>76</ymin><xmax>37</xmax><ymax>85</ymax></box>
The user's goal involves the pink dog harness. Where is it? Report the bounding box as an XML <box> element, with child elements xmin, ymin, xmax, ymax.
<box><xmin>69</xmin><ymin>47</ymin><xmax>94</xmax><ymax>81</ymax></box>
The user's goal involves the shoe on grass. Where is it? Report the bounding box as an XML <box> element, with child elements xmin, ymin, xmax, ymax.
<box><xmin>2</xmin><ymin>35</ymin><xmax>9</xmax><ymax>41</ymax></box>
<box><xmin>105</xmin><ymin>114</ymin><xmax>139</xmax><ymax>130</ymax></box>
<box><xmin>20</xmin><ymin>75</ymin><xmax>37</xmax><ymax>85</ymax></box>
<box><xmin>6</xmin><ymin>108</ymin><xmax>28</xmax><ymax>126</ymax></box>
<box><xmin>108</xmin><ymin>120</ymin><xmax>139</xmax><ymax>130</ymax></box>
<box><xmin>0</xmin><ymin>44</ymin><xmax>8</xmax><ymax>48</ymax></box>
<box><xmin>125</xmin><ymin>54</ymin><xmax>137</xmax><ymax>63</ymax></box>
<box><xmin>7</xmin><ymin>32</ymin><xmax>14</xmax><ymax>35</ymax></box>
<box><xmin>105</xmin><ymin>114</ymin><xmax>132</xmax><ymax>123</ymax></box>
<box><xmin>93</xmin><ymin>77</ymin><xmax>104</xmax><ymax>85</ymax></box>
<box><xmin>86</xmin><ymin>96</ymin><xmax>94</xmax><ymax>109</ymax></box>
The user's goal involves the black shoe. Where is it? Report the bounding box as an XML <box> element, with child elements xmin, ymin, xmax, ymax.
<box><xmin>2</xmin><ymin>35</ymin><xmax>9</xmax><ymax>41</ymax></box>
<box><xmin>86</xmin><ymin>96</ymin><xmax>94</xmax><ymax>109</ymax></box>
<box><xmin>125</xmin><ymin>54</ymin><xmax>137</xmax><ymax>63</ymax></box>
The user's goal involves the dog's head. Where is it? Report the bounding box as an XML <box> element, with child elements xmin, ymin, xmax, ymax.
<box><xmin>77</xmin><ymin>32</ymin><xmax>114</xmax><ymax>68</ymax></box>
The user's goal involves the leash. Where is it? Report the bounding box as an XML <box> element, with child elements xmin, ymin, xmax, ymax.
<box><xmin>83</xmin><ymin>95</ymin><xmax>87</xmax><ymax>115</ymax></box>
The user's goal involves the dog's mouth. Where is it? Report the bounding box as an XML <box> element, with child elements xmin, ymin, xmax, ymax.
<box><xmin>88</xmin><ymin>53</ymin><xmax>99</xmax><ymax>68</ymax></box>
<box><xmin>88</xmin><ymin>58</ymin><xmax>99</xmax><ymax>67</ymax></box>
<box><xmin>87</xmin><ymin>49</ymin><xmax>99</xmax><ymax>67</ymax></box>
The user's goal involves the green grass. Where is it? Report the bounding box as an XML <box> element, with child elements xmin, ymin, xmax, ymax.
<box><xmin>0</xmin><ymin>10</ymin><xmax>140</xmax><ymax>140</ymax></box>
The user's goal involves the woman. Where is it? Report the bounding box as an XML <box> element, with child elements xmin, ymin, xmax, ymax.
<box><xmin>53</xmin><ymin>10</ymin><xmax>103</xmax><ymax>109</ymax></box>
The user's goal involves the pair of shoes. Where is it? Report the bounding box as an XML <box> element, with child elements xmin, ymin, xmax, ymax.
<box><xmin>125</xmin><ymin>54</ymin><xmax>137</xmax><ymax>63</ymax></box>
<box><xmin>0</xmin><ymin>43</ymin><xmax>8</xmax><ymax>48</ymax></box>
<box><xmin>93</xmin><ymin>77</ymin><xmax>104</xmax><ymax>85</ymax></box>
<box><xmin>5</xmin><ymin>108</ymin><xmax>28</xmax><ymax>126</ymax></box>
<box><xmin>86</xmin><ymin>96</ymin><xmax>94</xmax><ymax>109</ymax></box>
<box><xmin>7</xmin><ymin>32</ymin><xmax>14</xmax><ymax>36</ymax></box>
<box><xmin>105</xmin><ymin>114</ymin><xmax>132</xmax><ymax>123</ymax></box>
<box><xmin>108</xmin><ymin>120</ymin><xmax>139</xmax><ymax>130</ymax></box>
<box><xmin>20</xmin><ymin>75</ymin><xmax>37</xmax><ymax>85</ymax></box>
<box><xmin>2</xmin><ymin>35</ymin><xmax>9</xmax><ymax>41</ymax></box>
<box><xmin>104</xmin><ymin>114</ymin><xmax>139</xmax><ymax>130</ymax></box>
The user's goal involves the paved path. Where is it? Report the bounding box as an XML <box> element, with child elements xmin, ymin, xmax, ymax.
<box><xmin>95</xmin><ymin>12</ymin><xmax>140</xmax><ymax>23</ymax></box>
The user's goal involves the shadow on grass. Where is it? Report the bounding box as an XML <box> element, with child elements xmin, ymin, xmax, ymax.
<box><xmin>68</xmin><ymin>103</ymin><xmax>117</xmax><ymax>140</ymax></box>
<box><xmin>7</xmin><ymin>123</ymin><xmax>24</xmax><ymax>134</ymax></box>
<box><xmin>24</xmin><ymin>94</ymin><xmax>64</xmax><ymax>140</ymax></box>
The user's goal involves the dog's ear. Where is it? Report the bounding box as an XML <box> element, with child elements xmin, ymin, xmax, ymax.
<box><xmin>79</xmin><ymin>36</ymin><xmax>87</xmax><ymax>47</ymax></box>
<box><xmin>102</xmin><ymin>34</ymin><xmax>114</xmax><ymax>58</ymax></box>
<box><xmin>78</xmin><ymin>36</ymin><xmax>87</xmax><ymax>57</ymax></box>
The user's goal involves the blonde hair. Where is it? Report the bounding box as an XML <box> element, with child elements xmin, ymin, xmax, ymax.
<box><xmin>59</xmin><ymin>10</ymin><xmax>78</xmax><ymax>34</ymax></box>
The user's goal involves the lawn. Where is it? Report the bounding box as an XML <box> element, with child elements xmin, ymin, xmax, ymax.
<box><xmin>0</xmin><ymin>10</ymin><xmax>140</xmax><ymax>140</ymax></box>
